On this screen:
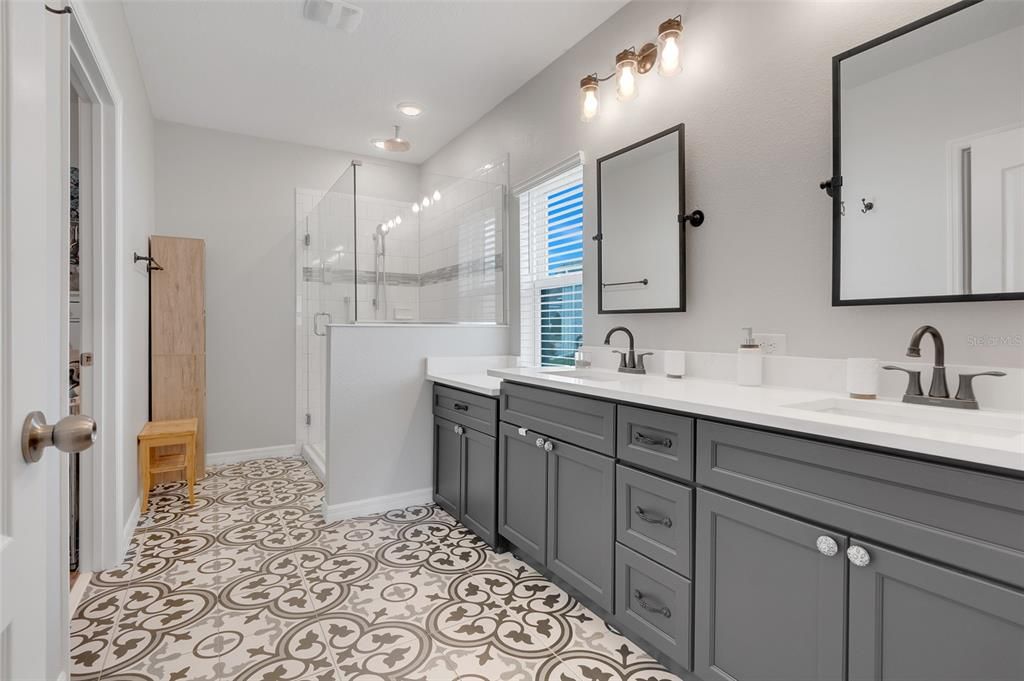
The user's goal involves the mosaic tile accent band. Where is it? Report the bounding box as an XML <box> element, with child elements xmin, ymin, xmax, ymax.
<box><xmin>71</xmin><ymin>457</ymin><xmax>683</xmax><ymax>681</ymax></box>
<box><xmin>303</xmin><ymin>254</ymin><xmax>504</xmax><ymax>288</ymax></box>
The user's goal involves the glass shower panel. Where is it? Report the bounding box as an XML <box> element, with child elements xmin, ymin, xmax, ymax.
<box><xmin>418</xmin><ymin>158</ymin><xmax>508</xmax><ymax>324</ymax></box>
<box><xmin>353</xmin><ymin>162</ymin><xmax>422</xmax><ymax>321</ymax></box>
<box><xmin>297</xmin><ymin>164</ymin><xmax>355</xmax><ymax>459</ymax></box>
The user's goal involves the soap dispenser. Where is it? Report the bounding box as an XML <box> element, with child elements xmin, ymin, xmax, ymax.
<box><xmin>737</xmin><ymin>327</ymin><xmax>763</xmax><ymax>386</ymax></box>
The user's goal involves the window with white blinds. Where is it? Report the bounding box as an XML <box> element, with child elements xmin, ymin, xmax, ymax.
<box><xmin>517</xmin><ymin>158</ymin><xmax>584</xmax><ymax>367</ymax></box>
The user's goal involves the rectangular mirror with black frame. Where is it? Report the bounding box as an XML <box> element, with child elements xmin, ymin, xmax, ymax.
<box><xmin>831</xmin><ymin>0</ymin><xmax>1024</xmax><ymax>306</ymax></box>
<box><xmin>597</xmin><ymin>124</ymin><xmax>687</xmax><ymax>314</ymax></box>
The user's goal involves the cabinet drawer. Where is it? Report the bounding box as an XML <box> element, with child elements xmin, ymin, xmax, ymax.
<box><xmin>617</xmin><ymin>406</ymin><xmax>694</xmax><ymax>481</ymax></box>
<box><xmin>616</xmin><ymin>465</ymin><xmax>692</xmax><ymax>577</ymax></box>
<box><xmin>697</xmin><ymin>420</ymin><xmax>1024</xmax><ymax>589</ymax></box>
<box><xmin>434</xmin><ymin>384</ymin><xmax>497</xmax><ymax>436</ymax></box>
<box><xmin>615</xmin><ymin>544</ymin><xmax>692</xmax><ymax>670</ymax></box>
<box><xmin>500</xmin><ymin>382</ymin><xmax>615</xmax><ymax>456</ymax></box>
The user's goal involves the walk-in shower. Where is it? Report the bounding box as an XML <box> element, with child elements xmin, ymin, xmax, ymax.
<box><xmin>295</xmin><ymin>158</ymin><xmax>508</xmax><ymax>460</ymax></box>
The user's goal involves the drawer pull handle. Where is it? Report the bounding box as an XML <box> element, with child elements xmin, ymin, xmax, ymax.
<box><xmin>633</xmin><ymin>590</ymin><xmax>671</xmax><ymax>618</ymax></box>
<box><xmin>453</xmin><ymin>403</ymin><xmax>470</xmax><ymax>412</ymax></box>
<box><xmin>635</xmin><ymin>506</ymin><xmax>672</xmax><ymax>528</ymax></box>
<box><xmin>635</xmin><ymin>431</ymin><xmax>672</xmax><ymax>449</ymax></box>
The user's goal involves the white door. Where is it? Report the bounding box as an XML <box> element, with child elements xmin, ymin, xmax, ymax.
<box><xmin>970</xmin><ymin>126</ymin><xmax>1024</xmax><ymax>293</ymax></box>
<box><xmin>0</xmin><ymin>2</ymin><xmax>73</xmax><ymax>679</ymax></box>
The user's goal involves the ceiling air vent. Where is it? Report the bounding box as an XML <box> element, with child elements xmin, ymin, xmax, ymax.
<box><xmin>303</xmin><ymin>0</ymin><xmax>363</xmax><ymax>33</ymax></box>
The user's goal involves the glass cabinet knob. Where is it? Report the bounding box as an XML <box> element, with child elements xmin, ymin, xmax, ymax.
<box><xmin>815</xmin><ymin>536</ymin><xmax>839</xmax><ymax>557</ymax></box>
<box><xmin>847</xmin><ymin>545</ymin><xmax>871</xmax><ymax>567</ymax></box>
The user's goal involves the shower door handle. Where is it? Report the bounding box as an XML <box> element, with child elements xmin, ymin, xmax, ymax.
<box><xmin>313</xmin><ymin>312</ymin><xmax>331</xmax><ymax>337</ymax></box>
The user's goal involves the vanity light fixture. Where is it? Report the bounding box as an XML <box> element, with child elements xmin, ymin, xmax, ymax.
<box><xmin>615</xmin><ymin>48</ymin><xmax>640</xmax><ymax>101</ymax></box>
<box><xmin>411</xmin><ymin>202</ymin><xmax>420</xmax><ymax>213</ymax></box>
<box><xmin>579</xmin><ymin>14</ymin><xmax>683</xmax><ymax>121</ymax></box>
<box><xmin>432</xmin><ymin>189</ymin><xmax>441</xmax><ymax>202</ymax></box>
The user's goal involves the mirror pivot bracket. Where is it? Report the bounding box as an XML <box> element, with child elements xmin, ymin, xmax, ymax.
<box><xmin>680</xmin><ymin>210</ymin><xmax>705</xmax><ymax>227</ymax></box>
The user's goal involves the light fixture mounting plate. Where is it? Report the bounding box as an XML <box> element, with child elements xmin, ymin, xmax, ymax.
<box><xmin>637</xmin><ymin>42</ymin><xmax>658</xmax><ymax>74</ymax></box>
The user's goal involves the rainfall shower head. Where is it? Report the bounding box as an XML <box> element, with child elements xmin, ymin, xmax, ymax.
<box><xmin>371</xmin><ymin>126</ymin><xmax>411</xmax><ymax>153</ymax></box>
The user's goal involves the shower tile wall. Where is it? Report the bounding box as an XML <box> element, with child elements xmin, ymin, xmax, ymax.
<box><xmin>419</xmin><ymin>173</ymin><xmax>505</xmax><ymax>323</ymax></box>
<box><xmin>354</xmin><ymin>195</ymin><xmax>421</xmax><ymax>322</ymax></box>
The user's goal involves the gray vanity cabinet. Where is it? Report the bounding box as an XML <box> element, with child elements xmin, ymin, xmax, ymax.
<box><xmin>497</xmin><ymin>422</ymin><xmax>548</xmax><ymax>564</ymax></box>
<box><xmin>461</xmin><ymin>427</ymin><xmax>498</xmax><ymax>546</ymax></box>
<box><xmin>694</xmin><ymin>489</ymin><xmax>847</xmax><ymax>681</ymax></box>
<box><xmin>432</xmin><ymin>415</ymin><xmax>463</xmax><ymax>518</ymax></box>
<box><xmin>432</xmin><ymin>385</ymin><xmax>500</xmax><ymax>548</ymax></box>
<box><xmin>547</xmin><ymin>438</ymin><xmax>615</xmax><ymax>611</ymax></box>
<box><xmin>847</xmin><ymin>541</ymin><xmax>1024</xmax><ymax>681</ymax></box>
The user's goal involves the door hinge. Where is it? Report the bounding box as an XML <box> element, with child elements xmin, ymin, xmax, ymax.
<box><xmin>305</xmin><ymin>413</ymin><xmax>312</xmax><ymax>426</ymax></box>
<box><xmin>80</xmin><ymin>352</ymin><xmax>94</xmax><ymax>367</ymax></box>
<box><xmin>304</xmin><ymin>233</ymin><xmax>311</xmax><ymax>247</ymax></box>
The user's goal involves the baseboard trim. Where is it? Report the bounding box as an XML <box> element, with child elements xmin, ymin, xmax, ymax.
<box><xmin>206</xmin><ymin>443</ymin><xmax>298</xmax><ymax>467</ymax></box>
<box><xmin>323</xmin><ymin>488</ymin><xmax>433</xmax><ymax>523</ymax></box>
<box><xmin>300</xmin><ymin>443</ymin><xmax>326</xmax><ymax>482</ymax></box>
<box><xmin>119</xmin><ymin>496</ymin><xmax>140</xmax><ymax>562</ymax></box>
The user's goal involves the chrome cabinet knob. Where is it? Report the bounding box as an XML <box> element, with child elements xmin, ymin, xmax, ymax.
<box><xmin>543</xmin><ymin>440</ymin><xmax>554</xmax><ymax>452</ymax></box>
<box><xmin>454</xmin><ymin>425</ymin><xmax>465</xmax><ymax>436</ymax></box>
<box><xmin>847</xmin><ymin>545</ymin><xmax>871</xmax><ymax>567</ymax></box>
<box><xmin>22</xmin><ymin>411</ymin><xmax>97</xmax><ymax>463</ymax></box>
<box><xmin>535</xmin><ymin>437</ymin><xmax>546</xmax><ymax>449</ymax></box>
<box><xmin>816</xmin><ymin>536</ymin><xmax>839</xmax><ymax>557</ymax></box>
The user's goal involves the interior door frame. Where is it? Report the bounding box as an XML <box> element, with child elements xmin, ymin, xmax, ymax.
<box><xmin>66</xmin><ymin>2</ymin><xmax>127</xmax><ymax>574</ymax></box>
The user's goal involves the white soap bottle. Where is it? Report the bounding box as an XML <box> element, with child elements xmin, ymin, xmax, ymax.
<box><xmin>737</xmin><ymin>327</ymin><xmax>763</xmax><ymax>386</ymax></box>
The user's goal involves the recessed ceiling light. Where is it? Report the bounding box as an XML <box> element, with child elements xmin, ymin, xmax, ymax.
<box><xmin>397</xmin><ymin>102</ymin><xmax>423</xmax><ymax>117</ymax></box>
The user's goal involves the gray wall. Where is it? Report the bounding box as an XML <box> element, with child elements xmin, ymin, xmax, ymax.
<box><xmin>154</xmin><ymin>122</ymin><xmax>419</xmax><ymax>453</ymax></box>
<box><xmin>422</xmin><ymin>0</ymin><xmax>1024</xmax><ymax>368</ymax></box>
<box><xmin>326</xmin><ymin>325</ymin><xmax>509</xmax><ymax>509</ymax></box>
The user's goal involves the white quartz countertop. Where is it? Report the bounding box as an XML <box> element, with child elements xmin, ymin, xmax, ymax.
<box><xmin>425</xmin><ymin>355</ymin><xmax>515</xmax><ymax>397</ymax></box>
<box><xmin>426</xmin><ymin>371</ymin><xmax>503</xmax><ymax>396</ymax></box>
<box><xmin>487</xmin><ymin>366</ymin><xmax>1024</xmax><ymax>473</ymax></box>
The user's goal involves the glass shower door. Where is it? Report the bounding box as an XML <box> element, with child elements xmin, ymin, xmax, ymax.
<box><xmin>297</xmin><ymin>164</ymin><xmax>355</xmax><ymax>460</ymax></box>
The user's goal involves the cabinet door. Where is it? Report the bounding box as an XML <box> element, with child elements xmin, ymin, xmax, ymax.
<box><xmin>848</xmin><ymin>541</ymin><xmax>1024</xmax><ymax>681</ymax></box>
<box><xmin>694</xmin><ymin>490</ymin><xmax>846</xmax><ymax>681</ymax></box>
<box><xmin>547</xmin><ymin>439</ymin><xmax>615</xmax><ymax>612</ymax></box>
<box><xmin>461</xmin><ymin>428</ymin><xmax>497</xmax><ymax>547</ymax></box>
<box><xmin>433</xmin><ymin>416</ymin><xmax>462</xmax><ymax>518</ymax></box>
<box><xmin>498</xmin><ymin>423</ymin><xmax>547</xmax><ymax>563</ymax></box>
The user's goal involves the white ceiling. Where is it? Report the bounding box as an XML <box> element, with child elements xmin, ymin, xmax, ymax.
<box><xmin>123</xmin><ymin>0</ymin><xmax>629</xmax><ymax>163</ymax></box>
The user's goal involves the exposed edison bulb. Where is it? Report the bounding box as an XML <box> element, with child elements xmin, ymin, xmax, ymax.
<box><xmin>615</xmin><ymin>49</ymin><xmax>639</xmax><ymax>102</ymax></box>
<box><xmin>421</xmin><ymin>196</ymin><xmax>431</xmax><ymax>208</ymax></box>
<box><xmin>411</xmin><ymin>202</ymin><xmax>420</xmax><ymax>213</ymax></box>
<box><xmin>432</xmin><ymin>189</ymin><xmax>441</xmax><ymax>202</ymax></box>
<box><xmin>579</xmin><ymin>75</ymin><xmax>599</xmax><ymax>122</ymax></box>
<box><xmin>657</xmin><ymin>17</ymin><xmax>682</xmax><ymax>77</ymax></box>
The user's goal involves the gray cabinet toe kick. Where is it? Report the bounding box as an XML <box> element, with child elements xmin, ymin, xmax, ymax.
<box><xmin>484</xmin><ymin>381</ymin><xmax>1024</xmax><ymax>680</ymax></box>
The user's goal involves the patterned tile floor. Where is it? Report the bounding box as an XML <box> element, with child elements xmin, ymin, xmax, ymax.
<box><xmin>71</xmin><ymin>457</ymin><xmax>684</xmax><ymax>681</ymax></box>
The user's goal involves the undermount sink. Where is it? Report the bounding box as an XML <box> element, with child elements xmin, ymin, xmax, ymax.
<box><xmin>544</xmin><ymin>368</ymin><xmax>627</xmax><ymax>383</ymax></box>
<box><xmin>785</xmin><ymin>398</ymin><xmax>1024</xmax><ymax>439</ymax></box>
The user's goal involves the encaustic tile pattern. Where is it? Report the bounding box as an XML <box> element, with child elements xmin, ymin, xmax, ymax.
<box><xmin>70</xmin><ymin>456</ymin><xmax>683</xmax><ymax>681</ymax></box>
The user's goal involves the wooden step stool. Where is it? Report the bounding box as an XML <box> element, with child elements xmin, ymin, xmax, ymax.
<box><xmin>138</xmin><ymin>417</ymin><xmax>198</xmax><ymax>513</ymax></box>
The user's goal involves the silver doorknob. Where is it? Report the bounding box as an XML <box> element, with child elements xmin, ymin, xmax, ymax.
<box><xmin>816</xmin><ymin>535</ymin><xmax>839</xmax><ymax>557</ymax></box>
<box><xmin>847</xmin><ymin>545</ymin><xmax>871</xmax><ymax>567</ymax></box>
<box><xmin>21</xmin><ymin>411</ymin><xmax>97</xmax><ymax>463</ymax></box>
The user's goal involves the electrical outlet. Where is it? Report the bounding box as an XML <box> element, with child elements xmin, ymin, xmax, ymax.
<box><xmin>753</xmin><ymin>332</ymin><xmax>787</xmax><ymax>355</ymax></box>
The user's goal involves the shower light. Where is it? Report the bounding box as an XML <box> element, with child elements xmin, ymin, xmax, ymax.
<box><xmin>432</xmin><ymin>190</ymin><xmax>441</xmax><ymax>202</ymax></box>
